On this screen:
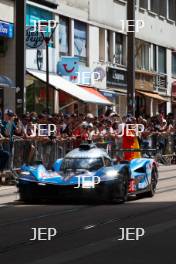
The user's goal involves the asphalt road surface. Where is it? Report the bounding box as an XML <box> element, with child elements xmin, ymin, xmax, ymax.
<box><xmin>0</xmin><ymin>165</ymin><xmax>176</xmax><ymax>264</ymax></box>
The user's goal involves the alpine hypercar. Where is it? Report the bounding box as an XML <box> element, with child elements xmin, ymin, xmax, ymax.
<box><xmin>17</xmin><ymin>143</ymin><xmax>158</xmax><ymax>203</ymax></box>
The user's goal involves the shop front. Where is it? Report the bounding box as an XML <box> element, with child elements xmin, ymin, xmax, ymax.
<box><xmin>135</xmin><ymin>70</ymin><xmax>167</xmax><ymax>117</ymax></box>
<box><xmin>27</xmin><ymin>70</ymin><xmax>112</xmax><ymax>114</ymax></box>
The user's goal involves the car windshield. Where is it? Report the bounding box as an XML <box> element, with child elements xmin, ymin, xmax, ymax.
<box><xmin>61</xmin><ymin>158</ymin><xmax>103</xmax><ymax>172</ymax></box>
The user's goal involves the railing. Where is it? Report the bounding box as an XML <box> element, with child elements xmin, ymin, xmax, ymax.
<box><xmin>7</xmin><ymin>134</ymin><xmax>176</xmax><ymax>166</ymax></box>
<box><xmin>1</xmin><ymin>132</ymin><xmax>176</xmax><ymax>183</ymax></box>
<box><xmin>154</xmin><ymin>73</ymin><xmax>167</xmax><ymax>94</ymax></box>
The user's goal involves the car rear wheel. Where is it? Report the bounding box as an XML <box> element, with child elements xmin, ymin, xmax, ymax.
<box><xmin>145</xmin><ymin>167</ymin><xmax>158</xmax><ymax>197</ymax></box>
<box><xmin>119</xmin><ymin>174</ymin><xmax>129</xmax><ymax>203</ymax></box>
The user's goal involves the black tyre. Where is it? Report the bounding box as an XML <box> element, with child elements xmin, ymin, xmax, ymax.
<box><xmin>120</xmin><ymin>174</ymin><xmax>129</xmax><ymax>203</ymax></box>
<box><xmin>145</xmin><ymin>166</ymin><xmax>158</xmax><ymax>197</ymax></box>
<box><xmin>19</xmin><ymin>187</ymin><xmax>39</xmax><ymax>203</ymax></box>
<box><xmin>110</xmin><ymin>173</ymin><xmax>128</xmax><ymax>204</ymax></box>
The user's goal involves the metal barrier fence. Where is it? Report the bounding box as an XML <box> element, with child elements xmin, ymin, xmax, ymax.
<box><xmin>1</xmin><ymin>132</ymin><xmax>176</xmax><ymax>177</ymax></box>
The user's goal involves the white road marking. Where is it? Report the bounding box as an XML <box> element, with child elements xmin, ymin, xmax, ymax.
<box><xmin>83</xmin><ymin>224</ymin><xmax>96</xmax><ymax>230</ymax></box>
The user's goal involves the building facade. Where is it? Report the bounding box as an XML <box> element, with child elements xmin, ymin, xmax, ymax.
<box><xmin>25</xmin><ymin>0</ymin><xmax>176</xmax><ymax>117</ymax></box>
<box><xmin>0</xmin><ymin>0</ymin><xmax>15</xmax><ymax>113</ymax></box>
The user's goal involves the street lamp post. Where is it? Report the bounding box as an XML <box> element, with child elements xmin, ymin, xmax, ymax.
<box><xmin>15</xmin><ymin>0</ymin><xmax>26</xmax><ymax>114</ymax></box>
<box><xmin>127</xmin><ymin>0</ymin><xmax>135</xmax><ymax>116</ymax></box>
<box><xmin>39</xmin><ymin>22</ymin><xmax>58</xmax><ymax>113</ymax></box>
<box><xmin>45</xmin><ymin>38</ymin><xmax>50</xmax><ymax>113</ymax></box>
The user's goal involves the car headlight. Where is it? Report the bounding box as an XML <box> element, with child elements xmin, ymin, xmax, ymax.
<box><xmin>105</xmin><ymin>170</ymin><xmax>119</xmax><ymax>179</ymax></box>
<box><xmin>20</xmin><ymin>171</ymin><xmax>31</xmax><ymax>176</ymax></box>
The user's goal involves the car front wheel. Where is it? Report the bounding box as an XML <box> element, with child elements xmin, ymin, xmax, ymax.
<box><xmin>110</xmin><ymin>174</ymin><xmax>128</xmax><ymax>204</ymax></box>
<box><xmin>145</xmin><ymin>167</ymin><xmax>158</xmax><ymax>197</ymax></box>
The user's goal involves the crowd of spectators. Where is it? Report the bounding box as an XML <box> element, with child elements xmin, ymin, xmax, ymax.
<box><xmin>0</xmin><ymin>108</ymin><xmax>175</xmax><ymax>139</ymax></box>
<box><xmin>0</xmin><ymin>107</ymin><xmax>176</xmax><ymax>171</ymax></box>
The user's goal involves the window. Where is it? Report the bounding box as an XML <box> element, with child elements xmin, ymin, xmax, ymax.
<box><xmin>153</xmin><ymin>44</ymin><xmax>157</xmax><ymax>71</ymax></box>
<box><xmin>99</xmin><ymin>28</ymin><xmax>105</xmax><ymax>61</ymax></box>
<box><xmin>115</xmin><ymin>33</ymin><xmax>123</xmax><ymax>65</ymax></box>
<box><xmin>158</xmin><ymin>46</ymin><xmax>166</xmax><ymax>73</ymax></box>
<box><xmin>150</xmin><ymin>0</ymin><xmax>167</xmax><ymax>16</ymax></box>
<box><xmin>26</xmin><ymin>5</ymin><xmax>54</xmax><ymax>47</ymax></box>
<box><xmin>107</xmin><ymin>30</ymin><xmax>111</xmax><ymax>62</ymax></box>
<box><xmin>150</xmin><ymin>0</ymin><xmax>159</xmax><ymax>14</ymax></box>
<box><xmin>26</xmin><ymin>5</ymin><xmax>53</xmax><ymax>26</ymax></box>
<box><xmin>61</xmin><ymin>158</ymin><xmax>103</xmax><ymax>172</ymax></box>
<box><xmin>74</xmin><ymin>20</ymin><xmax>87</xmax><ymax>63</ymax></box>
<box><xmin>136</xmin><ymin>39</ymin><xmax>150</xmax><ymax>70</ymax></box>
<box><xmin>59</xmin><ymin>16</ymin><xmax>69</xmax><ymax>56</ymax></box>
<box><xmin>168</xmin><ymin>0</ymin><xmax>176</xmax><ymax>21</ymax></box>
<box><xmin>139</xmin><ymin>0</ymin><xmax>148</xmax><ymax>9</ymax></box>
<box><xmin>159</xmin><ymin>0</ymin><xmax>167</xmax><ymax>17</ymax></box>
<box><xmin>172</xmin><ymin>52</ymin><xmax>176</xmax><ymax>76</ymax></box>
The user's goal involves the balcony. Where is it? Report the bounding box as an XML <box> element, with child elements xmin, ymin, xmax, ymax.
<box><xmin>154</xmin><ymin>73</ymin><xmax>168</xmax><ymax>94</ymax></box>
<box><xmin>135</xmin><ymin>70</ymin><xmax>156</xmax><ymax>92</ymax></box>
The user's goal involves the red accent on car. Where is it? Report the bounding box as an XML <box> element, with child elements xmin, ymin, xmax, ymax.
<box><xmin>128</xmin><ymin>179</ymin><xmax>135</xmax><ymax>193</ymax></box>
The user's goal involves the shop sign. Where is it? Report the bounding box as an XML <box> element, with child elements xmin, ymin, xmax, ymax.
<box><xmin>57</xmin><ymin>57</ymin><xmax>79</xmax><ymax>80</ymax></box>
<box><xmin>0</xmin><ymin>21</ymin><xmax>13</xmax><ymax>38</ymax></box>
<box><xmin>100</xmin><ymin>90</ymin><xmax>116</xmax><ymax>98</ymax></box>
<box><xmin>107</xmin><ymin>67</ymin><xmax>127</xmax><ymax>88</ymax></box>
<box><xmin>26</xmin><ymin>26</ymin><xmax>44</xmax><ymax>49</ymax></box>
<box><xmin>57</xmin><ymin>57</ymin><xmax>101</xmax><ymax>85</ymax></box>
<box><xmin>93</xmin><ymin>67</ymin><xmax>106</xmax><ymax>81</ymax></box>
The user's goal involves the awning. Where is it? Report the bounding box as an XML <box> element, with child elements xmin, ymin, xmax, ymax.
<box><xmin>0</xmin><ymin>75</ymin><xmax>13</xmax><ymax>87</ymax></box>
<box><xmin>136</xmin><ymin>90</ymin><xmax>168</xmax><ymax>101</ymax></box>
<box><xmin>109</xmin><ymin>88</ymin><xmax>127</xmax><ymax>95</ymax></box>
<box><xmin>27</xmin><ymin>70</ymin><xmax>112</xmax><ymax>105</ymax></box>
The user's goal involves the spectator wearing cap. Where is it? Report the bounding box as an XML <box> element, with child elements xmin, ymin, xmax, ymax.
<box><xmin>87</xmin><ymin>123</ymin><xmax>97</xmax><ymax>141</ymax></box>
<box><xmin>111</xmin><ymin>113</ymin><xmax>122</xmax><ymax>123</ymax></box>
<box><xmin>79</xmin><ymin>122</ymin><xmax>89</xmax><ymax>141</ymax></box>
<box><xmin>86</xmin><ymin>113</ymin><xmax>94</xmax><ymax>126</ymax></box>
<box><xmin>1</xmin><ymin>109</ymin><xmax>21</xmax><ymax>152</ymax></box>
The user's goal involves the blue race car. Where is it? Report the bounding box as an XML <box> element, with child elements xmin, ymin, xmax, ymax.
<box><xmin>17</xmin><ymin>143</ymin><xmax>158</xmax><ymax>203</ymax></box>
